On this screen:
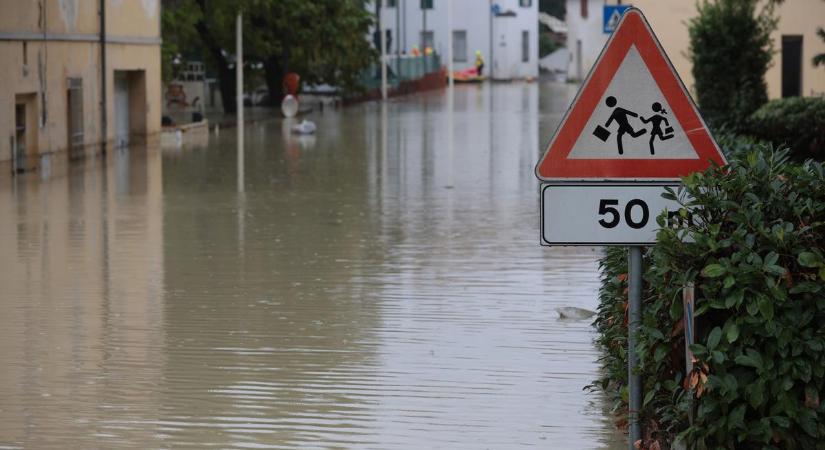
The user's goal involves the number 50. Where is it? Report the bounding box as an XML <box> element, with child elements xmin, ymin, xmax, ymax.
<box><xmin>597</xmin><ymin>199</ymin><xmax>649</xmax><ymax>229</ymax></box>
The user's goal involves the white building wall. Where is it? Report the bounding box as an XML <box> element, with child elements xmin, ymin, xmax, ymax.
<box><xmin>375</xmin><ymin>0</ymin><xmax>538</xmax><ymax>80</ymax></box>
<box><xmin>565</xmin><ymin>0</ymin><xmax>607</xmax><ymax>81</ymax></box>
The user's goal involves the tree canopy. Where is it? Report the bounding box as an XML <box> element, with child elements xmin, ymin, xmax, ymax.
<box><xmin>162</xmin><ymin>0</ymin><xmax>375</xmax><ymax>112</ymax></box>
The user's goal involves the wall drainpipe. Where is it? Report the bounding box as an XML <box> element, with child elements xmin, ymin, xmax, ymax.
<box><xmin>99</xmin><ymin>0</ymin><xmax>107</xmax><ymax>154</ymax></box>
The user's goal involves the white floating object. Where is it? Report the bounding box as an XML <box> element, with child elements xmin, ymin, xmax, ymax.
<box><xmin>290</xmin><ymin>119</ymin><xmax>316</xmax><ymax>135</ymax></box>
<box><xmin>555</xmin><ymin>307</ymin><xmax>596</xmax><ymax>320</ymax></box>
<box><xmin>281</xmin><ymin>94</ymin><xmax>299</xmax><ymax>118</ymax></box>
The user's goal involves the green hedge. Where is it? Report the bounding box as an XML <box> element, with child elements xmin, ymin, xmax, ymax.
<box><xmin>592</xmin><ymin>144</ymin><xmax>825</xmax><ymax>449</ymax></box>
<box><xmin>747</xmin><ymin>97</ymin><xmax>825</xmax><ymax>161</ymax></box>
<box><xmin>688</xmin><ymin>0</ymin><xmax>775</xmax><ymax>129</ymax></box>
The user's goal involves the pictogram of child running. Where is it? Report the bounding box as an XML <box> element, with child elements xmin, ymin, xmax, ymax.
<box><xmin>592</xmin><ymin>96</ymin><xmax>675</xmax><ymax>155</ymax></box>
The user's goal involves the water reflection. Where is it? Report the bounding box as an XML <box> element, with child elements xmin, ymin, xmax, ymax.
<box><xmin>0</xmin><ymin>82</ymin><xmax>622</xmax><ymax>449</ymax></box>
<box><xmin>0</xmin><ymin>147</ymin><xmax>164</xmax><ymax>448</ymax></box>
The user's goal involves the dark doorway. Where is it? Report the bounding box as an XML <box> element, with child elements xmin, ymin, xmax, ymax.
<box><xmin>781</xmin><ymin>35</ymin><xmax>803</xmax><ymax>98</ymax></box>
<box><xmin>14</xmin><ymin>104</ymin><xmax>26</xmax><ymax>173</ymax></box>
<box><xmin>67</xmin><ymin>77</ymin><xmax>84</xmax><ymax>159</ymax></box>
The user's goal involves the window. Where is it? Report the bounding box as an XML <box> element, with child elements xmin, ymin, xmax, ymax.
<box><xmin>15</xmin><ymin>104</ymin><xmax>26</xmax><ymax>163</ymax></box>
<box><xmin>581</xmin><ymin>0</ymin><xmax>588</xmax><ymax>18</ymax></box>
<box><xmin>421</xmin><ymin>0</ymin><xmax>433</xmax><ymax>9</ymax></box>
<box><xmin>421</xmin><ymin>31</ymin><xmax>434</xmax><ymax>50</ymax></box>
<box><xmin>386</xmin><ymin>0</ymin><xmax>397</xmax><ymax>7</ymax></box>
<box><xmin>453</xmin><ymin>30</ymin><xmax>467</xmax><ymax>62</ymax></box>
<box><xmin>781</xmin><ymin>35</ymin><xmax>803</xmax><ymax>97</ymax></box>
<box><xmin>519</xmin><ymin>0</ymin><xmax>532</xmax><ymax>6</ymax></box>
<box><xmin>67</xmin><ymin>77</ymin><xmax>84</xmax><ymax>157</ymax></box>
<box><xmin>522</xmin><ymin>30</ymin><xmax>530</xmax><ymax>62</ymax></box>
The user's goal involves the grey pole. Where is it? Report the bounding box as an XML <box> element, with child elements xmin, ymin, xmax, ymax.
<box><xmin>628</xmin><ymin>246</ymin><xmax>643</xmax><ymax>449</ymax></box>
<box><xmin>380</xmin><ymin>0</ymin><xmax>388</xmax><ymax>100</ymax></box>
<box><xmin>236</xmin><ymin>13</ymin><xmax>244</xmax><ymax>194</ymax></box>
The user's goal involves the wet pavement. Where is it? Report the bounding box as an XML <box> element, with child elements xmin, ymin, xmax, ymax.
<box><xmin>0</xmin><ymin>82</ymin><xmax>624</xmax><ymax>449</ymax></box>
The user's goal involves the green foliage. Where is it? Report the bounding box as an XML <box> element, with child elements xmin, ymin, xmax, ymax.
<box><xmin>746</xmin><ymin>97</ymin><xmax>825</xmax><ymax>162</ymax></box>
<box><xmin>160</xmin><ymin>0</ymin><xmax>201</xmax><ymax>83</ymax></box>
<box><xmin>715</xmin><ymin>130</ymin><xmax>767</xmax><ymax>161</ymax></box>
<box><xmin>539</xmin><ymin>33</ymin><xmax>559</xmax><ymax>58</ymax></box>
<box><xmin>539</xmin><ymin>0</ymin><xmax>565</xmax><ymax>19</ymax></box>
<box><xmin>591</xmin><ymin>246</ymin><xmax>629</xmax><ymax>420</ymax></box>
<box><xmin>161</xmin><ymin>0</ymin><xmax>375</xmax><ymax>111</ymax></box>
<box><xmin>241</xmin><ymin>0</ymin><xmax>375</xmax><ymax>94</ymax></box>
<box><xmin>653</xmin><ymin>147</ymin><xmax>825</xmax><ymax>449</ymax></box>
<box><xmin>815</xmin><ymin>27</ymin><xmax>825</xmax><ymax>68</ymax></box>
<box><xmin>688</xmin><ymin>0</ymin><xmax>776</xmax><ymax>130</ymax></box>
<box><xmin>593</xmin><ymin>139</ymin><xmax>825</xmax><ymax>449</ymax></box>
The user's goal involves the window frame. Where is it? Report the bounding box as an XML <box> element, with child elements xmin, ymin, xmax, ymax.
<box><xmin>453</xmin><ymin>30</ymin><xmax>467</xmax><ymax>62</ymax></box>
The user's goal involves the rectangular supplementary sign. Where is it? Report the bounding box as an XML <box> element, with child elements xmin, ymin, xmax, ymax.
<box><xmin>541</xmin><ymin>182</ymin><xmax>686</xmax><ymax>246</ymax></box>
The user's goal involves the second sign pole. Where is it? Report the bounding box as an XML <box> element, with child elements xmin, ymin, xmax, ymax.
<box><xmin>628</xmin><ymin>246</ymin><xmax>643</xmax><ymax>449</ymax></box>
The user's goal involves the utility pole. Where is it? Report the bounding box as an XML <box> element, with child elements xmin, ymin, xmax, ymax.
<box><xmin>380</xmin><ymin>0</ymin><xmax>388</xmax><ymax>100</ymax></box>
<box><xmin>422</xmin><ymin>1</ymin><xmax>427</xmax><ymax>49</ymax></box>
<box><xmin>236</xmin><ymin>13</ymin><xmax>244</xmax><ymax>193</ymax></box>
<box><xmin>396</xmin><ymin>0</ymin><xmax>401</xmax><ymax>58</ymax></box>
<box><xmin>447</xmin><ymin>0</ymin><xmax>453</xmax><ymax>87</ymax></box>
<box><xmin>489</xmin><ymin>0</ymin><xmax>494</xmax><ymax>80</ymax></box>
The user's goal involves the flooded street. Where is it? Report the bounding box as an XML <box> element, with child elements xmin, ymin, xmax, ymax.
<box><xmin>0</xmin><ymin>82</ymin><xmax>623</xmax><ymax>449</ymax></box>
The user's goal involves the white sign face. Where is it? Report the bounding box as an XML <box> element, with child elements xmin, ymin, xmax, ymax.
<box><xmin>568</xmin><ymin>47</ymin><xmax>698</xmax><ymax>160</ymax></box>
<box><xmin>541</xmin><ymin>183</ymin><xmax>686</xmax><ymax>246</ymax></box>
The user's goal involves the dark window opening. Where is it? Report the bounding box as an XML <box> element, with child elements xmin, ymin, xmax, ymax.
<box><xmin>67</xmin><ymin>77</ymin><xmax>84</xmax><ymax>158</ymax></box>
<box><xmin>522</xmin><ymin>30</ymin><xmax>530</xmax><ymax>62</ymax></box>
<box><xmin>781</xmin><ymin>35</ymin><xmax>803</xmax><ymax>97</ymax></box>
<box><xmin>453</xmin><ymin>30</ymin><xmax>467</xmax><ymax>62</ymax></box>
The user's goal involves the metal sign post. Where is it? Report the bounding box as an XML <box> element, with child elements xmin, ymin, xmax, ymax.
<box><xmin>683</xmin><ymin>282</ymin><xmax>696</xmax><ymax>426</ymax></box>
<box><xmin>628</xmin><ymin>246</ymin><xmax>643</xmax><ymax>448</ymax></box>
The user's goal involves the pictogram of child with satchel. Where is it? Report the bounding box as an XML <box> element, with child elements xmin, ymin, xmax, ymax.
<box><xmin>639</xmin><ymin>102</ymin><xmax>674</xmax><ymax>155</ymax></box>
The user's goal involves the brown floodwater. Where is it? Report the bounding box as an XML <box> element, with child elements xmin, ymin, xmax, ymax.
<box><xmin>0</xmin><ymin>82</ymin><xmax>624</xmax><ymax>449</ymax></box>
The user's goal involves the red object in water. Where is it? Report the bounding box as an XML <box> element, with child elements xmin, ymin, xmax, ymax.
<box><xmin>283</xmin><ymin>73</ymin><xmax>300</xmax><ymax>97</ymax></box>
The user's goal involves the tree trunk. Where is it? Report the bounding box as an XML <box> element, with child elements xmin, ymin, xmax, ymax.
<box><xmin>263</xmin><ymin>54</ymin><xmax>287</xmax><ymax>107</ymax></box>
<box><xmin>215</xmin><ymin>62</ymin><xmax>236</xmax><ymax>114</ymax></box>
<box><xmin>194</xmin><ymin>0</ymin><xmax>236</xmax><ymax>113</ymax></box>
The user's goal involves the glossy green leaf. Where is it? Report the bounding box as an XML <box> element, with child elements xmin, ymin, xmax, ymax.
<box><xmin>726</xmin><ymin>323</ymin><xmax>740</xmax><ymax>343</ymax></box>
<box><xmin>707</xmin><ymin>327</ymin><xmax>722</xmax><ymax>350</ymax></box>
<box><xmin>758</xmin><ymin>296</ymin><xmax>774</xmax><ymax>321</ymax></box>
<box><xmin>798</xmin><ymin>252</ymin><xmax>821</xmax><ymax>268</ymax></box>
<box><xmin>703</xmin><ymin>263</ymin><xmax>726</xmax><ymax>278</ymax></box>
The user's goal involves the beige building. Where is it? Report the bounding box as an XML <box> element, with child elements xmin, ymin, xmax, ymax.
<box><xmin>0</xmin><ymin>0</ymin><xmax>161</xmax><ymax>176</ymax></box>
<box><xmin>567</xmin><ymin>0</ymin><xmax>825</xmax><ymax>99</ymax></box>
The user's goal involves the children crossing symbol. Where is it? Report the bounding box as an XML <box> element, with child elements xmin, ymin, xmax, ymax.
<box><xmin>592</xmin><ymin>98</ymin><xmax>676</xmax><ymax>155</ymax></box>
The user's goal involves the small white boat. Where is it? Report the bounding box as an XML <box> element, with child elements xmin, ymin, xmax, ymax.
<box><xmin>290</xmin><ymin>119</ymin><xmax>316</xmax><ymax>135</ymax></box>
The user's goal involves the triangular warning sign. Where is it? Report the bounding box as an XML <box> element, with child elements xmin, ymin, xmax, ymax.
<box><xmin>535</xmin><ymin>8</ymin><xmax>725</xmax><ymax>181</ymax></box>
